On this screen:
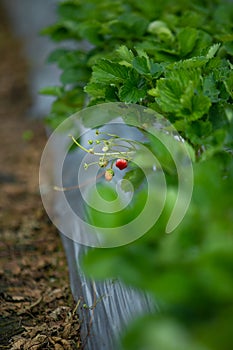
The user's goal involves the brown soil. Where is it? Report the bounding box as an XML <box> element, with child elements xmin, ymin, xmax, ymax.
<box><xmin>0</xmin><ymin>7</ymin><xmax>81</xmax><ymax>350</ymax></box>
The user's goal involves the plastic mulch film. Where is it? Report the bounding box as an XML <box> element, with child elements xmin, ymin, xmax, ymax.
<box><xmin>61</xmin><ymin>235</ymin><xmax>156</xmax><ymax>349</ymax></box>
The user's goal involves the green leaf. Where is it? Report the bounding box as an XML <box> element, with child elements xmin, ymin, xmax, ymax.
<box><xmin>155</xmin><ymin>68</ymin><xmax>211</xmax><ymax>120</ymax></box>
<box><xmin>119</xmin><ymin>81</ymin><xmax>147</xmax><ymax>103</ymax></box>
<box><xmin>41</xmin><ymin>20</ymin><xmax>82</xmax><ymax>41</ymax></box>
<box><xmin>60</xmin><ymin>67</ymin><xmax>90</xmax><ymax>84</ymax></box>
<box><xmin>46</xmin><ymin>87</ymin><xmax>85</xmax><ymax>127</ymax></box>
<box><xmin>119</xmin><ymin>72</ymin><xmax>147</xmax><ymax>103</ymax></box>
<box><xmin>84</xmin><ymin>82</ymin><xmax>106</xmax><ymax>98</ymax></box>
<box><xmin>109</xmin><ymin>13</ymin><xmax>149</xmax><ymax>38</ymax></box>
<box><xmin>186</xmin><ymin>120</ymin><xmax>213</xmax><ymax>145</ymax></box>
<box><xmin>77</xmin><ymin>21</ymin><xmax>103</xmax><ymax>45</ymax></box>
<box><xmin>155</xmin><ymin>78</ymin><xmax>182</xmax><ymax>114</ymax></box>
<box><xmin>122</xmin><ymin>167</ymin><xmax>145</xmax><ymax>192</ymax></box>
<box><xmin>213</xmin><ymin>59</ymin><xmax>231</xmax><ymax>82</ymax></box>
<box><xmin>203</xmin><ymin>74</ymin><xmax>220</xmax><ymax>102</ymax></box>
<box><xmin>186</xmin><ymin>93</ymin><xmax>211</xmax><ymax>121</ymax></box>
<box><xmin>206</xmin><ymin>43</ymin><xmax>221</xmax><ymax>59</ymax></box>
<box><xmin>190</xmin><ymin>30</ymin><xmax>212</xmax><ymax>57</ymax></box>
<box><xmin>92</xmin><ymin>59</ymin><xmax>130</xmax><ymax>84</ymax></box>
<box><xmin>57</xmin><ymin>50</ymin><xmax>87</xmax><ymax>69</ymax></box>
<box><xmin>177</xmin><ymin>27</ymin><xmax>198</xmax><ymax>57</ymax></box>
<box><xmin>116</xmin><ymin>45</ymin><xmax>134</xmax><ymax>64</ymax></box>
<box><xmin>40</xmin><ymin>23</ymin><xmax>73</xmax><ymax>42</ymax></box>
<box><xmin>47</xmin><ymin>48</ymin><xmax>69</xmax><ymax>63</ymax></box>
<box><xmin>123</xmin><ymin>316</ymin><xmax>207</xmax><ymax>350</ymax></box>
<box><xmin>169</xmin><ymin>56</ymin><xmax>208</xmax><ymax>70</ymax></box>
<box><xmin>85</xmin><ymin>82</ymin><xmax>118</xmax><ymax>101</ymax></box>
<box><xmin>209</xmin><ymin>104</ymin><xmax>229</xmax><ymax>131</ymax></box>
<box><xmin>58</xmin><ymin>2</ymin><xmax>84</xmax><ymax>21</ymax></box>
<box><xmin>224</xmin><ymin>71</ymin><xmax>233</xmax><ymax>98</ymax></box>
<box><xmin>82</xmin><ymin>247</ymin><xmax>119</xmax><ymax>280</ymax></box>
<box><xmin>223</xmin><ymin>41</ymin><xmax>233</xmax><ymax>56</ymax></box>
<box><xmin>105</xmin><ymin>85</ymin><xmax>118</xmax><ymax>101</ymax></box>
<box><xmin>177</xmin><ymin>10</ymin><xmax>206</xmax><ymax>28</ymax></box>
<box><xmin>133</xmin><ymin>51</ymin><xmax>164</xmax><ymax>77</ymax></box>
<box><xmin>150</xmin><ymin>62</ymin><xmax>164</xmax><ymax>77</ymax></box>
<box><xmin>147</xmin><ymin>20</ymin><xmax>174</xmax><ymax>43</ymax></box>
<box><xmin>39</xmin><ymin>86</ymin><xmax>64</xmax><ymax>97</ymax></box>
<box><xmin>132</xmin><ymin>56</ymin><xmax>150</xmax><ymax>75</ymax></box>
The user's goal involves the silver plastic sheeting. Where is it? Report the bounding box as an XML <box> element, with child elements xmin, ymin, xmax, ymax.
<box><xmin>61</xmin><ymin>235</ymin><xmax>156</xmax><ymax>349</ymax></box>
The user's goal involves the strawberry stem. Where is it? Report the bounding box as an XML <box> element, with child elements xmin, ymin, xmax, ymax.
<box><xmin>69</xmin><ymin>135</ymin><xmax>91</xmax><ymax>153</ymax></box>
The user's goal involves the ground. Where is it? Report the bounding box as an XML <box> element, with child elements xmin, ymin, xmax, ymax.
<box><xmin>0</xmin><ymin>7</ymin><xmax>82</xmax><ymax>350</ymax></box>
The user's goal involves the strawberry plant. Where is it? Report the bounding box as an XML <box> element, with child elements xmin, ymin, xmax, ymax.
<box><xmin>41</xmin><ymin>0</ymin><xmax>233</xmax><ymax>349</ymax></box>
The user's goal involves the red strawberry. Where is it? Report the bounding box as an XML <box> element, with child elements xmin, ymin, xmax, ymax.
<box><xmin>115</xmin><ymin>159</ymin><xmax>128</xmax><ymax>170</ymax></box>
<box><xmin>105</xmin><ymin>169</ymin><xmax>114</xmax><ymax>181</ymax></box>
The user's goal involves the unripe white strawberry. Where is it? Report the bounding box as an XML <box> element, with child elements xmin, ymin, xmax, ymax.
<box><xmin>105</xmin><ymin>169</ymin><xmax>114</xmax><ymax>181</ymax></box>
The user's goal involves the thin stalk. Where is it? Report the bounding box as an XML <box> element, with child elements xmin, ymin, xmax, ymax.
<box><xmin>69</xmin><ymin>135</ymin><xmax>91</xmax><ymax>153</ymax></box>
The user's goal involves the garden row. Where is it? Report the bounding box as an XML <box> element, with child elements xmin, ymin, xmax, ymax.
<box><xmin>41</xmin><ymin>1</ymin><xmax>233</xmax><ymax>349</ymax></box>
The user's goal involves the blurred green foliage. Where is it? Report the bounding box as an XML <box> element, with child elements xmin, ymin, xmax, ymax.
<box><xmin>42</xmin><ymin>0</ymin><xmax>233</xmax><ymax>349</ymax></box>
<box><xmin>83</xmin><ymin>157</ymin><xmax>233</xmax><ymax>349</ymax></box>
